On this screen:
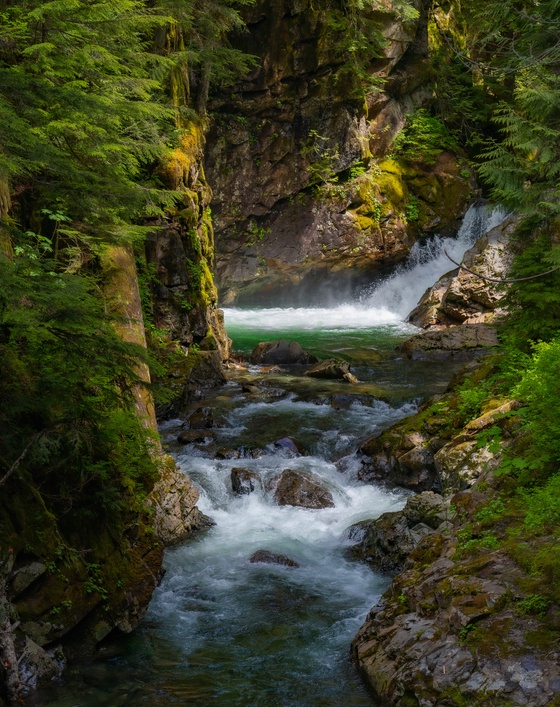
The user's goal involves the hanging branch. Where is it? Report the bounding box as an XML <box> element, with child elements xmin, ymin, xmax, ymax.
<box><xmin>0</xmin><ymin>432</ymin><xmax>44</xmax><ymax>490</ymax></box>
<box><xmin>444</xmin><ymin>249</ymin><xmax>560</xmax><ymax>283</ymax></box>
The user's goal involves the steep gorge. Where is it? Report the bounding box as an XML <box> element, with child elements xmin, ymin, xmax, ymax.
<box><xmin>2</xmin><ymin>0</ymin><xmax>559</xmax><ymax>704</ymax></box>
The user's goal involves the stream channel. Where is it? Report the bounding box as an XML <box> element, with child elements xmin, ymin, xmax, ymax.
<box><xmin>33</xmin><ymin>205</ymin><xmax>505</xmax><ymax>706</ymax></box>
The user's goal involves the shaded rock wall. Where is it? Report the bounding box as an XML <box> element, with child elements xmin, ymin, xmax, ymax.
<box><xmin>205</xmin><ymin>0</ymin><xmax>474</xmax><ymax>305</ymax></box>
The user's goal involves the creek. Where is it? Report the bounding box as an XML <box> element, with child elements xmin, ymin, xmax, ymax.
<box><xmin>32</xmin><ymin>204</ymin><xmax>504</xmax><ymax>707</ymax></box>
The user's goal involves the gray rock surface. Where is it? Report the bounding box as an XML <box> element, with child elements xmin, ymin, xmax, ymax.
<box><xmin>231</xmin><ymin>467</ymin><xmax>261</xmax><ymax>495</ymax></box>
<box><xmin>346</xmin><ymin>492</ymin><xmax>449</xmax><ymax>573</ymax></box>
<box><xmin>399</xmin><ymin>323</ymin><xmax>499</xmax><ymax>361</ymax></box>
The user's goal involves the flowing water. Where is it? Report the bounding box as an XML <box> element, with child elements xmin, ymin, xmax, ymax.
<box><xmin>32</xmin><ymin>204</ymin><xmax>506</xmax><ymax>707</ymax></box>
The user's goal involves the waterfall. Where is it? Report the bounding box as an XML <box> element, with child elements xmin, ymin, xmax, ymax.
<box><xmin>224</xmin><ymin>202</ymin><xmax>508</xmax><ymax>336</ymax></box>
<box><xmin>360</xmin><ymin>203</ymin><xmax>509</xmax><ymax>320</ymax></box>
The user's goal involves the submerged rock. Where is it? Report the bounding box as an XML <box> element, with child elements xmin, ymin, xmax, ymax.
<box><xmin>271</xmin><ymin>469</ymin><xmax>335</xmax><ymax>509</ymax></box>
<box><xmin>250</xmin><ymin>340</ymin><xmax>318</xmax><ymax>365</ymax></box>
<box><xmin>177</xmin><ymin>428</ymin><xmax>217</xmax><ymax>444</ymax></box>
<box><xmin>249</xmin><ymin>550</ymin><xmax>300</xmax><ymax>568</ymax></box>
<box><xmin>231</xmin><ymin>467</ymin><xmax>261</xmax><ymax>495</ymax></box>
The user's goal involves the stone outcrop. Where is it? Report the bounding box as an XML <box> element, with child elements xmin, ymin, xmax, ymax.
<box><xmin>351</xmin><ymin>368</ymin><xmax>560</xmax><ymax>705</ymax></box>
<box><xmin>305</xmin><ymin>358</ymin><xmax>357</xmax><ymax>381</ymax></box>
<box><xmin>346</xmin><ymin>492</ymin><xmax>450</xmax><ymax>573</ymax></box>
<box><xmin>205</xmin><ymin>0</ymin><xmax>473</xmax><ymax>305</ymax></box>
<box><xmin>409</xmin><ymin>214</ymin><xmax>518</xmax><ymax>328</ymax></box>
<box><xmin>144</xmin><ymin>121</ymin><xmax>231</xmax><ymax>419</ymax></box>
<box><xmin>399</xmin><ymin>323</ymin><xmax>499</xmax><ymax>361</ymax></box>
<box><xmin>270</xmin><ymin>469</ymin><xmax>335</xmax><ymax>509</ymax></box>
<box><xmin>149</xmin><ymin>456</ymin><xmax>211</xmax><ymax>545</ymax></box>
<box><xmin>359</xmin><ymin>385</ymin><xmax>520</xmax><ymax>495</ymax></box>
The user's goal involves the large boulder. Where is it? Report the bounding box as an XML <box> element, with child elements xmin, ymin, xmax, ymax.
<box><xmin>358</xmin><ymin>430</ymin><xmax>441</xmax><ymax>492</ymax></box>
<box><xmin>250</xmin><ymin>340</ymin><xmax>318</xmax><ymax>365</ymax></box>
<box><xmin>399</xmin><ymin>324</ymin><xmax>499</xmax><ymax>361</ymax></box>
<box><xmin>149</xmin><ymin>456</ymin><xmax>213</xmax><ymax>544</ymax></box>
<box><xmin>271</xmin><ymin>469</ymin><xmax>335</xmax><ymax>509</ymax></box>
<box><xmin>409</xmin><ymin>214</ymin><xmax>518</xmax><ymax>328</ymax></box>
<box><xmin>346</xmin><ymin>492</ymin><xmax>449</xmax><ymax>573</ymax></box>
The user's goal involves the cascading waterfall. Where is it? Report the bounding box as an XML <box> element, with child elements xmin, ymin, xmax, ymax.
<box><xmin>34</xmin><ymin>203</ymin><xmax>508</xmax><ymax>706</ymax></box>
<box><xmin>225</xmin><ymin>202</ymin><xmax>508</xmax><ymax>336</ymax></box>
<box><xmin>360</xmin><ymin>202</ymin><xmax>509</xmax><ymax>319</ymax></box>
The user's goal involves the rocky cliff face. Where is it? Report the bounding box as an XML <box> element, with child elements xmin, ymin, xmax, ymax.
<box><xmin>142</xmin><ymin>121</ymin><xmax>230</xmax><ymax>417</ymax></box>
<box><xmin>205</xmin><ymin>0</ymin><xmax>474</xmax><ymax>305</ymax></box>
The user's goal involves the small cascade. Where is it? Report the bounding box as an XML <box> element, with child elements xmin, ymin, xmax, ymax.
<box><xmin>361</xmin><ymin>202</ymin><xmax>509</xmax><ymax>319</ymax></box>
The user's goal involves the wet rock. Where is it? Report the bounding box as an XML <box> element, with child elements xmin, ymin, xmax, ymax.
<box><xmin>351</xmin><ymin>538</ymin><xmax>560</xmax><ymax>706</ymax></box>
<box><xmin>346</xmin><ymin>492</ymin><xmax>448</xmax><ymax>573</ymax></box>
<box><xmin>399</xmin><ymin>324</ymin><xmax>499</xmax><ymax>361</ymax></box>
<box><xmin>187</xmin><ymin>407</ymin><xmax>215</xmax><ymax>429</ymax></box>
<box><xmin>271</xmin><ymin>469</ymin><xmax>335</xmax><ymax>509</ymax></box>
<box><xmin>241</xmin><ymin>383</ymin><xmax>261</xmax><ymax>395</ymax></box>
<box><xmin>409</xmin><ymin>214</ymin><xmax>518</xmax><ymax>328</ymax></box>
<box><xmin>250</xmin><ymin>340</ymin><xmax>318</xmax><ymax>365</ymax></box>
<box><xmin>274</xmin><ymin>437</ymin><xmax>301</xmax><ymax>456</ymax></box>
<box><xmin>249</xmin><ymin>550</ymin><xmax>300</xmax><ymax>568</ymax></box>
<box><xmin>216</xmin><ymin>446</ymin><xmax>266</xmax><ymax>460</ymax></box>
<box><xmin>231</xmin><ymin>467</ymin><xmax>261</xmax><ymax>495</ymax></box>
<box><xmin>358</xmin><ymin>432</ymin><xmax>440</xmax><ymax>493</ymax></box>
<box><xmin>305</xmin><ymin>358</ymin><xmax>353</xmax><ymax>380</ymax></box>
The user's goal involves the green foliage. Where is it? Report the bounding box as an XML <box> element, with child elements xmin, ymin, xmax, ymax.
<box><xmin>245</xmin><ymin>220</ymin><xmax>270</xmax><ymax>247</ymax></box>
<box><xmin>436</xmin><ymin>0</ymin><xmax>560</xmax><ymax>217</ymax></box>
<box><xmin>321</xmin><ymin>0</ymin><xmax>418</xmax><ymax>98</ymax></box>
<box><xmin>501</xmin><ymin>232</ymin><xmax>560</xmax><ymax>350</ymax></box>
<box><xmin>513</xmin><ymin>337</ymin><xmax>560</xmax><ymax>466</ymax></box>
<box><xmin>390</xmin><ymin>110</ymin><xmax>458</xmax><ymax>165</ymax></box>
<box><xmin>520</xmin><ymin>473</ymin><xmax>560</xmax><ymax>531</ymax></box>
<box><xmin>456</xmin><ymin>378</ymin><xmax>489</xmax><ymax>424</ymax></box>
<box><xmin>515</xmin><ymin>594</ymin><xmax>550</xmax><ymax>617</ymax></box>
<box><xmin>301</xmin><ymin>130</ymin><xmax>340</xmax><ymax>187</ymax></box>
<box><xmin>404</xmin><ymin>196</ymin><xmax>420</xmax><ymax>223</ymax></box>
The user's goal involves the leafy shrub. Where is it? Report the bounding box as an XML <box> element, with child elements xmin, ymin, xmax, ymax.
<box><xmin>514</xmin><ymin>337</ymin><xmax>560</xmax><ymax>465</ymax></box>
